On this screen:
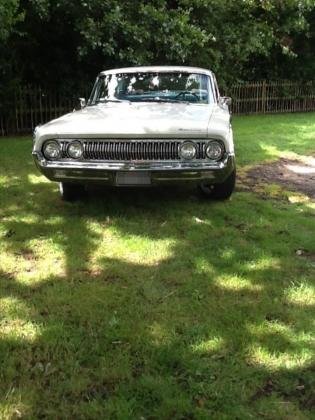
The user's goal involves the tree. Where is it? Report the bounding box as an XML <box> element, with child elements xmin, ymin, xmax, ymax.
<box><xmin>0</xmin><ymin>0</ymin><xmax>24</xmax><ymax>113</ymax></box>
<box><xmin>1</xmin><ymin>0</ymin><xmax>315</xmax><ymax>96</ymax></box>
<box><xmin>0</xmin><ymin>0</ymin><xmax>23</xmax><ymax>42</ymax></box>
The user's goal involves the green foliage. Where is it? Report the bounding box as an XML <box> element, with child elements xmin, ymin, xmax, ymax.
<box><xmin>1</xmin><ymin>0</ymin><xmax>315</xmax><ymax>92</ymax></box>
<box><xmin>75</xmin><ymin>1</ymin><xmax>210</xmax><ymax>64</ymax></box>
<box><xmin>0</xmin><ymin>0</ymin><xmax>23</xmax><ymax>42</ymax></box>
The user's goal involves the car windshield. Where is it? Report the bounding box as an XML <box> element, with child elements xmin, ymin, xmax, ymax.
<box><xmin>88</xmin><ymin>72</ymin><xmax>212</xmax><ymax>105</ymax></box>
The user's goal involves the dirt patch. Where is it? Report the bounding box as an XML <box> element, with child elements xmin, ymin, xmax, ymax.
<box><xmin>295</xmin><ymin>249</ymin><xmax>315</xmax><ymax>264</ymax></box>
<box><xmin>239</xmin><ymin>156</ymin><xmax>315</xmax><ymax>199</ymax></box>
<box><xmin>250</xmin><ymin>379</ymin><xmax>275</xmax><ymax>401</ymax></box>
<box><xmin>250</xmin><ymin>372</ymin><xmax>315</xmax><ymax>411</ymax></box>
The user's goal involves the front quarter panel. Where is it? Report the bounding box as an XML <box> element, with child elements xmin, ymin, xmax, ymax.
<box><xmin>207</xmin><ymin>104</ymin><xmax>234</xmax><ymax>154</ymax></box>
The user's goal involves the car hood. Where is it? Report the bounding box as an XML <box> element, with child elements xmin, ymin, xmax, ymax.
<box><xmin>36</xmin><ymin>102</ymin><xmax>216</xmax><ymax>139</ymax></box>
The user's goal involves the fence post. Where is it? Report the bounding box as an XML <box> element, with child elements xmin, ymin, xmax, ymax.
<box><xmin>0</xmin><ymin>111</ymin><xmax>4</xmax><ymax>136</ymax></box>
<box><xmin>14</xmin><ymin>89</ymin><xmax>19</xmax><ymax>134</ymax></box>
<box><xmin>262</xmin><ymin>80</ymin><xmax>267</xmax><ymax>113</ymax></box>
<box><xmin>39</xmin><ymin>87</ymin><xmax>43</xmax><ymax>124</ymax></box>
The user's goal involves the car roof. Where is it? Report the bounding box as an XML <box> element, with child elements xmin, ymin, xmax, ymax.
<box><xmin>99</xmin><ymin>66</ymin><xmax>213</xmax><ymax>77</ymax></box>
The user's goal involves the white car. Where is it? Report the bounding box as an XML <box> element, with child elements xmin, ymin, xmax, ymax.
<box><xmin>32</xmin><ymin>66</ymin><xmax>235</xmax><ymax>200</ymax></box>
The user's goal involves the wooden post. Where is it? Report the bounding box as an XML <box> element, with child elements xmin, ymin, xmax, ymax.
<box><xmin>39</xmin><ymin>87</ymin><xmax>43</xmax><ymax>124</ymax></box>
<box><xmin>15</xmin><ymin>90</ymin><xmax>19</xmax><ymax>133</ymax></box>
<box><xmin>262</xmin><ymin>80</ymin><xmax>266</xmax><ymax>114</ymax></box>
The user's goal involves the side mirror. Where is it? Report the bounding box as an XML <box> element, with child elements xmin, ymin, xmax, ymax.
<box><xmin>220</xmin><ymin>96</ymin><xmax>232</xmax><ymax>107</ymax></box>
<box><xmin>74</xmin><ymin>97</ymin><xmax>86</xmax><ymax>111</ymax></box>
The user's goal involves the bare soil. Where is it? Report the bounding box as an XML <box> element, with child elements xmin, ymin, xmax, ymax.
<box><xmin>239</xmin><ymin>156</ymin><xmax>315</xmax><ymax>199</ymax></box>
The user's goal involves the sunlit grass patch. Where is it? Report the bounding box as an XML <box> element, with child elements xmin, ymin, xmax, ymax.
<box><xmin>0</xmin><ymin>319</ymin><xmax>40</xmax><ymax>342</ymax></box>
<box><xmin>0</xmin><ymin>398</ymin><xmax>29</xmax><ymax>420</ymax></box>
<box><xmin>0</xmin><ymin>297</ymin><xmax>40</xmax><ymax>341</ymax></box>
<box><xmin>191</xmin><ymin>336</ymin><xmax>225</xmax><ymax>354</ymax></box>
<box><xmin>214</xmin><ymin>274</ymin><xmax>264</xmax><ymax>292</ymax></box>
<box><xmin>0</xmin><ymin>297</ymin><xmax>32</xmax><ymax>320</ymax></box>
<box><xmin>27</xmin><ymin>173</ymin><xmax>51</xmax><ymax>184</ymax></box>
<box><xmin>92</xmin><ymin>231</ymin><xmax>177</xmax><ymax>266</ymax></box>
<box><xmin>263</xmin><ymin>183</ymin><xmax>286</xmax><ymax>198</ymax></box>
<box><xmin>194</xmin><ymin>256</ymin><xmax>216</xmax><ymax>275</ymax></box>
<box><xmin>86</xmin><ymin>220</ymin><xmax>178</xmax><ymax>268</ymax></box>
<box><xmin>284</xmin><ymin>281</ymin><xmax>315</xmax><ymax>307</ymax></box>
<box><xmin>0</xmin><ymin>174</ymin><xmax>10</xmax><ymax>185</ymax></box>
<box><xmin>247</xmin><ymin>322</ymin><xmax>314</xmax><ymax>370</ymax></box>
<box><xmin>260</xmin><ymin>143</ymin><xmax>281</xmax><ymax>159</ymax></box>
<box><xmin>287</xmin><ymin>193</ymin><xmax>310</xmax><ymax>204</ymax></box>
<box><xmin>244</xmin><ymin>256</ymin><xmax>282</xmax><ymax>272</ymax></box>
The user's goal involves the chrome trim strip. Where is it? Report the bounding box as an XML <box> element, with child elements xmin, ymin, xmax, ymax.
<box><xmin>154</xmin><ymin>176</ymin><xmax>209</xmax><ymax>181</ymax></box>
<box><xmin>33</xmin><ymin>151</ymin><xmax>232</xmax><ymax>171</ymax></box>
<box><xmin>54</xmin><ymin>175</ymin><xmax>110</xmax><ymax>180</ymax></box>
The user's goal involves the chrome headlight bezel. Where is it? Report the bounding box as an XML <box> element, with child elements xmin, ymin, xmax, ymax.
<box><xmin>42</xmin><ymin>140</ymin><xmax>61</xmax><ymax>160</ymax></box>
<box><xmin>67</xmin><ymin>141</ymin><xmax>83</xmax><ymax>159</ymax></box>
<box><xmin>179</xmin><ymin>141</ymin><xmax>197</xmax><ymax>160</ymax></box>
<box><xmin>205</xmin><ymin>140</ymin><xmax>225</xmax><ymax>161</ymax></box>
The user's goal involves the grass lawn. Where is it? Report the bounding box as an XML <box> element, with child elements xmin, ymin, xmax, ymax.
<box><xmin>0</xmin><ymin>113</ymin><xmax>314</xmax><ymax>419</ymax></box>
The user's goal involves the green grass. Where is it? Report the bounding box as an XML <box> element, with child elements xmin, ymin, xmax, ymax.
<box><xmin>0</xmin><ymin>113</ymin><xmax>315</xmax><ymax>419</ymax></box>
<box><xmin>234</xmin><ymin>112</ymin><xmax>315</xmax><ymax>166</ymax></box>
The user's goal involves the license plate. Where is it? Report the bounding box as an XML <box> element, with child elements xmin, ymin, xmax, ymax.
<box><xmin>116</xmin><ymin>171</ymin><xmax>151</xmax><ymax>185</ymax></box>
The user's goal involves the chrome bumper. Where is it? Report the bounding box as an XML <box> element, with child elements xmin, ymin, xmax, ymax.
<box><xmin>32</xmin><ymin>151</ymin><xmax>235</xmax><ymax>186</ymax></box>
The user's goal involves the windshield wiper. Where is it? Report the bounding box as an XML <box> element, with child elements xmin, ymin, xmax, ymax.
<box><xmin>136</xmin><ymin>98</ymin><xmax>190</xmax><ymax>104</ymax></box>
<box><xmin>95</xmin><ymin>98</ymin><xmax>130</xmax><ymax>104</ymax></box>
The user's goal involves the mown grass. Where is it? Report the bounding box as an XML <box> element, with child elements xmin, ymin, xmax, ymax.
<box><xmin>0</xmin><ymin>113</ymin><xmax>315</xmax><ymax>419</ymax></box>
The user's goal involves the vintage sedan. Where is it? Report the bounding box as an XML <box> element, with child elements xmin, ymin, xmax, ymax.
<box><xmin>32</xmin><ymin>66</ymin><xmax>235</xmax><ymax>200</ymax></box>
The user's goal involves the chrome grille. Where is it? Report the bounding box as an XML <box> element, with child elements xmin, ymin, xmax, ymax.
<box><xmin>61</xmin><ymin>140</ymin><xmax>208</xmax><ymax>161</ymax></box>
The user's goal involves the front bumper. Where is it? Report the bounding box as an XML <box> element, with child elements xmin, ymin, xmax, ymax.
<box><xmin>32</xmin><ymin>151</ymin><xmax>235</xmax><ymax>186</ymax></box>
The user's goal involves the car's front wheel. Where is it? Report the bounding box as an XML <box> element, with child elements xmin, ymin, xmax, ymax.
<box><xmin>59</xmin><ymin>182</ymin><xmax>85</xmax><ymax>201</ymax></box>
<box><xmin>199</xmin><ymin>169</ymin><xmax>236</xmax><ymax>200</ymax></box>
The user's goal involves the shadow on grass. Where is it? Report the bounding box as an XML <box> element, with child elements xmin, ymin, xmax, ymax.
<box><xmin>0</xmin><ymin>147</ymin><xmax>314</xmax><ymax>417</ymax></box>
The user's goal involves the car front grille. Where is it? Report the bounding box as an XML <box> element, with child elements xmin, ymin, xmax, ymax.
<box><xmin>61</xmin><ymin>140</ymin><xmax>208</xmax><ymax>161</ymax></box>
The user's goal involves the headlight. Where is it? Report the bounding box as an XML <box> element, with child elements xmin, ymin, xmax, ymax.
<box><xmin>179</xmin><ymin>142</ymin><xmax>196</xmax><ymax>160</ymax></box>
<box><xmin>206</xmin><ymin>141</ymin><xmax>224</xmax><ymax>161</ymax></box>
<box><xmin>67</xmin><ymin>141</ymin><xmax>83</xmax><ymax>159</ymax></box>
<box><xmin>43</xmin><ymin>140</ymin><xmax>61</xmax><ymax>160</ymax></box>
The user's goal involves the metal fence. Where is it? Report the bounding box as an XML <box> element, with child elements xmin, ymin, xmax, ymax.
<box><xmin>1</xmin><ymin>81</ymin><xmax>315</xmax><ymax>136</ymax></box>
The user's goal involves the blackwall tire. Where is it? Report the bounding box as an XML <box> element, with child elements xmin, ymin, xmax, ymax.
<box><xmin>59</xmin><ymin>182</ymin><xmax>85</xmax><ymax>201</ymax></box>
<box><xmin>199</xmin><ymin>169</ymin><xmax>236</xmax><ymax>200</ymax></box>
